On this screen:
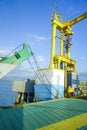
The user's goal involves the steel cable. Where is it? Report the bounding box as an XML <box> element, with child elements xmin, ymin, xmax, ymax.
<box><xmin>0</xmin><ymin>44</ymin><xmax>23</xmax><ymax>62</ymax></box>
<box><xmin>28</xmin><ymin>44</ymin><xmax>61</xmax><ymax>98</ymax></box>
<box><xmin>27</xmin><ymin>59</ymin><xmax>56</xmax><ymax>98</ymax></box>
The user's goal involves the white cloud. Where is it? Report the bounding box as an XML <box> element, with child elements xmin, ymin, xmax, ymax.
<box><xmin>33</xmin><ymin>35</ymin><xmax>45</xmax><ymax>41</ymax></box>
<box><xmin>5</xmin><ymin>55</ymin><xmax>45</xmax><ymax>79</ymax></box>
<box><xmin>0</xmin><ymin>49</ymin><xmax>10</xmax><ymax>56</ymax></box>
<box><xmin>0</xmin><ymin>49</ymin><xmax>46</xmax><ymax>80</ymax></box>
<box><xmin>4</xmin><ymin>64</ymin><xmax>35</xmax><ymax>80</ymax></box>
<box><xmin>27</xmin><ymin>55</ymin><xmax>45</xmax><ymax>64</ymax></box>
<box><xmin>37</xmin><ymin>55</ymin><xmax>45</xmax><ymax>62</ymax></box>
<box><xmin>27</xmin><ymin>34</ymin><xmax>46</xmax><ymax>42</ymax></box>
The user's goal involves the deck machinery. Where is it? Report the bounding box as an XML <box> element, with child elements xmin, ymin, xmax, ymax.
<box><xmin>49</xmin><ymin>11</ymin><xmax>87</xmax><ymax>97</ymax></box>
<box><xmin>35</xmin><ymin>11</ymin><xmax>87</xmax><ymax>100</ymax></box>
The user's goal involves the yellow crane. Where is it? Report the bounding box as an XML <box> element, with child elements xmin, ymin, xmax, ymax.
<box><xmin>49</xmin><ymin>11</ymin><xmax>87</xmax><ymax>72</ymax></box>
<box><xmin>49</xmin><ymin>11</ymin><xmax>87</xmax><ymax>97</ymax></box>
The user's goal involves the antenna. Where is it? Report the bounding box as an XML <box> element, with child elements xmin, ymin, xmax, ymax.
<box><xmin>51</xmin><ymin>1</ymin><xmax>57</xmax><ymax>20</ymax></box>
<box><xmin>53</xmin><ymin>1</ymin><xmax>57</xmax><ymax>15</ymax></box>
<box><xmin>52</xmin><ymin>1</ymin><xmax>62</xmax><ymax>21</ymax></box>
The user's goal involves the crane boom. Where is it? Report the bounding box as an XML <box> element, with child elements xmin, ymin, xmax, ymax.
<box><xmin>0</xmin><ymin>43</ymin><xmax>33</xmax><ymax>79</ymax></box>
<box><xmin>70</xmin><ymin>12</ymin><xmax>87</xmax><ymax>26</ymax></box>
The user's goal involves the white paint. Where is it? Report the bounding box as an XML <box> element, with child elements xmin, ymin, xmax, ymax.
<box><xmin>12</xmin><ymin>81</ymin><xmax>26</xmax><ymax>92</ymax></box>
<box><xmin>0</xmin><ymin>63</ymin><xmax>17</xmax><ymax>79</ymax></box>
<box><xmin>35</xmin><ymin>69</ymin><xmax>64</xmax><ymax>86</ymax></box>
<box><xmin>34</xmin><ymin>69</ymin><xmax>65</xmax><ymax>101</ymax></box>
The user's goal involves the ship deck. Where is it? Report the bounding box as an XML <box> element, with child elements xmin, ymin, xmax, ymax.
<box><xmin>0</xmin><ymin>98</ymin><xmax>87</xmax><ymax>130</ymax></box>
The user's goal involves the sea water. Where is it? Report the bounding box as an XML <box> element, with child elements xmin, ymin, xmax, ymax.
<box><xmin>0</xmin><ymin>80</ymin><xmax>17</xmax><ymax>107</ymax></box>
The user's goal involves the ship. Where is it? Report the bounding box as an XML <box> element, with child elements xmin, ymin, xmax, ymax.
<box><xmin>0</xmin><ymin>8</ymin><xmax>87</xmax><ymax>130</ymax></box>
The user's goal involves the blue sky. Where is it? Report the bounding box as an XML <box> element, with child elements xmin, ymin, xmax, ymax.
<box><xmin>0</xmin><ymin>0</ymin><xmax>87</xmax><ymax>80</ymax></box>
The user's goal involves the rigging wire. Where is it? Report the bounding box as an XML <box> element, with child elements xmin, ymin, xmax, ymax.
<box><xmin>28</xmin><ymin>44</ymin><xmax>61</xmax><ymax>98</ymax></box>
<box><xmin>28</xmin><ymin>44</ymin><xmax>57</xmax><ymax>90</ymax></box>
<box><xmin>0</xmin><ymin>44</ymin><xmax>23</xmax><ymax>61</ymax></box>
<box><xmin>0</xmin><ymin>42</ymin><xmax>60</xmax><ymax>99</ymax></box>
<box><xmin>27</xmin><ymin>59</ymin><xmax>56</xmax><ymax>98</ymax></box>
<box><xmin>0</xmin><ymin>43</ymin><xmax>63</xmax><ymax>108</ymax></box>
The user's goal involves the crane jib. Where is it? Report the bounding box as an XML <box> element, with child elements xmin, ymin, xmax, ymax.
<box><xmin>70</xmin><ymin>12</ymin><xmax>87</xmax><ymax>26</ymax></box>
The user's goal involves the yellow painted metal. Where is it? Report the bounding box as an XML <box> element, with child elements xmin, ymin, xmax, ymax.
<box><xmin>60</xmin><ymin>33</ymin><xmax>64</xmax><ymax>56</ymax></box>
<box><xmin>49</xmin><ymin>11</ymin><xmax>87</xmax><ymax>72</ymax></box>
<box><xmin>68</xmin><ymin>86</ymin><xmax>74</xmax><ymax>93</ymax></box>
<box><xmin>38</xmin><ymin>113</ymin><xmax>87</xmax><ymax>130</ymax></box>
<box><xmin>70</xmin><ymin>12</ymin><xmax>87</xmax><ymax>26</ymax></box>
<box><xmin>50</xmin><ymin>14</ymin><xmax>57</xmax><ymax>68</ymax></box>
<box><xmin>49</xmin><ymin>11</ymin><xmax>87</xmax><ymax>98</ymax></box>
<box><xmin>54</xmin><ymin>54</ymin><xmax>76</xmax><ymax>72</ymax></box>
<box><xmin>79</xmin><ymin>80</ymin><xmax>87</xmax><ymax>95</ymax></box>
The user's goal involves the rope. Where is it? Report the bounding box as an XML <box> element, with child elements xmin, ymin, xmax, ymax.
<box><xmin>0</xmin><ymin>44</ymin><xmax>23</xmax><ymax>61</ymax></box>
<box><xmin>28</xmin><ymin>44</ymin><xmax>61</xmax><ymax>98</ymax></box>
<box><xmin>0</xmin><ymin>42</ymin><xmax>60</xmax><ymax>103</ymax></box>
<box><xmin>27</xmin><ymin>59</ymin><xmax>56</xmax><ymax>98</ymax></box>
<box><xmin>28</xmin><ymin>45</ymin><xmax>57</xmax><ymax>90</ymax></box>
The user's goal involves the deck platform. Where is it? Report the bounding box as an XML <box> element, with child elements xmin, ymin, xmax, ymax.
<box><xmin>0</xmin><ymin>98</ymin><xmax>87</xmax><ymax>130</ymax></box>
